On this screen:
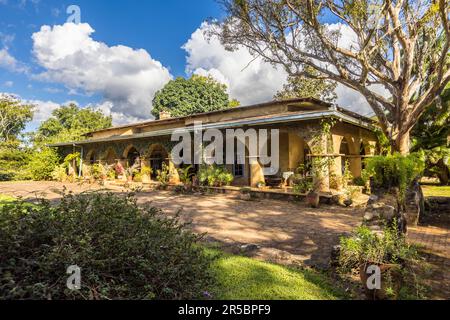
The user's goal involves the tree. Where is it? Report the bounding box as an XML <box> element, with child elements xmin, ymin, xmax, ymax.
<box><xmin>274</xmin><ymin>66</ymin><xmax>337</xmax><ymax>102</ymax></box>
<box><xmin>152</xmin><ymin>75</ymin><xmax>237</xmax><ymax>119</ymax></box>
<box><xmin>411</xmin><ymin>83</ymin><xmax>450</xmax><ymax>184</ymax></box>
<box><xmin>214</xmin><ymin>0</ymin><xmax>450</xmax><ymax>154</ymax></box>
<box><xmin>35</xmin><ymin>103</ymin><xmax>112</xmax><ymax>144</ymax></box>
<box><xmin>0</xmin><ymin>94</ymin><xmax>34</xmax><ymax>142</ymax></box>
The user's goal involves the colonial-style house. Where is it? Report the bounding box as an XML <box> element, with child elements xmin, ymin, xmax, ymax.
<box><xmin>50</xmin><ymin>98</ymin><xmax>378</xmax><ymax>192</ymax></box>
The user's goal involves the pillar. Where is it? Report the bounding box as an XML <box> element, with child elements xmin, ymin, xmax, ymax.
<box><xmin>330</xmin><ymin>134</ymin><xmax>344</xmax><ymax>191</ymax></box>
<box><xmin>169</xmin><ymin>159</ymin><xmax>180</xmax><ymax>184</ymax></box>
<box><xmin>306</xmin><ymin>132</ymin><xmax>330</xmax><ymax>193</ymax></box>
<box><xmin>250</xmin><ymin>161</ymin><xmax>265</xmax><ymax>188</ymax></box>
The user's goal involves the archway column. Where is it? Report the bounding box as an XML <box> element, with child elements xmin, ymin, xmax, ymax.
<box><xmin>306</xmin><ymin>133</ymin><xmax>330</xmax><ymax>193</ymax></box>
<box><xmin>330</xmin><ymin>134</ymin><xmax>344</xmax><ymax>191</ymax></box>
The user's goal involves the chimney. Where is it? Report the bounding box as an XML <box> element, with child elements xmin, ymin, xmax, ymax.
<box><xmin>159</xmin><ymin>110</ymin><xmax>172</xmax><ymax>120</ymax></box>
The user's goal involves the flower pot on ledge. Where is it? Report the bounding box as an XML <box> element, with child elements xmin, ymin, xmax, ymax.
<box><xmin>306</xmin><ymin>191</ymin><xmax>320</xmax><ymax>208</ymax></box>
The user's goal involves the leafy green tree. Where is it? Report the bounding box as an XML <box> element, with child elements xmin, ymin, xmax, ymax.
<box><xmin>35</xmin><ymin>103</ymin><xmax>112</xmax><ymax>144</ymax></box>
<box><xmin>27</xmin><ymin>147</ymin><xmax>60</xmax><ymax>181</ymax></box>
<box><xmin>215</xmin><ymin>0</ymin><xmax>450</xmax><ymax>154</ymax></box>
<box><xmin>411</xmin><ymin>84</ymin><xmax>450</xmax><ymax>185</ymax></box>
<box><xmin>0</xmin><ymin>94</ymin><xmax>34</xmax><ymax>142</ymax></box>
<box><xmin>152</xmin><ymin>75</ymin><xmax>236</xmax><ymax>119</ymax></box>
<box><xmin>274</xmin><ymin>67</ymin><xmax>337</xmax><ymax>103</ymax></box>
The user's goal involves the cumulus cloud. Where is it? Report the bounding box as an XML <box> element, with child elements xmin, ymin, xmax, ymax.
<box><xmin>183</xmin><ymin>22</ymin><xmax>288</xmax><ymax>106</ymax></box>
<box><xmin>0</xmin><ymin>48</ymin><xmax>29</xmax><ymax>73</ymax></box>
<box><xmin>184</xmin><ymin>22</ymin><xmax>384</xmax><ymax>116</ymax></box>
<box><xmin>31</xmin><ymin>23</ymin><xmax>172</xmax><ymax>120</ymax></box>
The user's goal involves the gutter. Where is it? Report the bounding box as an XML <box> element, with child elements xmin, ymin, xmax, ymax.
<box><xmin>48</xmin><ymin>110</ymin><xmax>374</xmax><ymax>148</ymax></box>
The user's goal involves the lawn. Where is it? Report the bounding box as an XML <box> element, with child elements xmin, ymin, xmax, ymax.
<box><xmin>421</xmin><ymin>185</ymin><xmax>450</xmax><ymax>198</ymax></box>
<box><xmin>209</xmin><ymin>250</ymin><xmax>346</xmax><ymax>300</ymax></box>
<box><xmin>0</xmin><ymin>194</ymin><xmax>16</xmax><ymax>208</ymax></box>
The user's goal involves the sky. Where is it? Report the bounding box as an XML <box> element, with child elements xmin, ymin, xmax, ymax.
<box><xmin>0</xmin><ymin>0</ymin><xmax>375</xmax><ymax>131</ymax></box>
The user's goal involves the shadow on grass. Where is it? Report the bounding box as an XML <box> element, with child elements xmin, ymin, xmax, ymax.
<box><xmin>205</xmin><ymin>248</ymin><xmax>348</xmax><ymax>300</ymax></box>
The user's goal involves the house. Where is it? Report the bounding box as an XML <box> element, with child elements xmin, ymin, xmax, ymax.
<box><xmin>50</xmin><ymin>98</ymin><xmax>378</xmax><ymax>192</ymax></box>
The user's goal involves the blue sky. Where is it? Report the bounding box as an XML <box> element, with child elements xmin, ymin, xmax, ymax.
<box><xmin>0</xmin><ymin>0</ymin><xmax>372</xmax><ymax>130</ymax></box>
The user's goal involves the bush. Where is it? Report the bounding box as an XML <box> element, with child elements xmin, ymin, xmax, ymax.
<box><xmin>0</xmin><ymin>192</ymin><xmax>213</xmax><ymax>299</ymax></box>
<box><xmin>338</xmin><ymin>223</ymin><xmax>422</xmax><ymax>298</ymax></box>
<box><xmin>0</xmin><ymin>141</ymin><xmax>32</xmax><ymax>181</ymax></box>
<box><xmin>198</xmin><ymin>165</ymin><xmax>233</xmax><ymax>187</ymax></box>
<box><xmin>292</xmin><ymin>177</ymin><xmax>313</xmax><ymax>194</ymax></box>
<box><xmin>363</xmin><ymin>153</ymin><xmax>425</xmax><ymax>198</ymax></box>
<box><xmin>51</xmin><ymin>165</ymin><xmax>68</xmax><ymax>182</ymax></box>
<box><xmin>28</xmin><ymin>147</ymin><xmax>60</xmax><ymax>181</ymax></box>
<box><xmin>91</xmin><ymin>163</ymin><xmax>106</xmax><ymax>180</ymax></box>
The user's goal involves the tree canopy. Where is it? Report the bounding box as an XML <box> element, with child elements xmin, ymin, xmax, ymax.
<box><xmin>274</xmin><ymin>67</ymin><xmax>337</xmax><ymax>102</ymax></box>
<box><xmin>411</xmin><ymin>83</ymin><xmax>450</xmax><ymax>184</ymax></box>
<box><xmin>35</xmin><ymin>103</ymin><xmax>112</xmax><ymax>144</ymax></box>
<box><xmin>0</xmin><ymin>94</ymin><xmax>34</xmax><ymax>143</ymax></box>
<box><xmin>214</xmin><ymin>0</ymin><xmax>450</xmax><ymax>154</ymax></box>
<box><xmin>152</xmin><ymin>75</ymin><xmax>238</xmax><ymax>119</ymax></box>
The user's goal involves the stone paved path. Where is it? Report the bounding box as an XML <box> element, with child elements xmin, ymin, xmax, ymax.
<box><xmin>1</xmin><ymin>181</ymin><xmax>448</xmax><ymax>298</ymax></box>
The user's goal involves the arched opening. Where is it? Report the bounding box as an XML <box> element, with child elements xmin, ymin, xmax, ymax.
<box><xmin>87</xmin><ymin>149</ymin><xmax>97</xmax><ymax>165</ymax></box>
<box><xmin>148</xmin><ymin>144</ymin><xmax>169</xmax><ymax>179</ymax></box>
<box><xmin>125</xmin><ymin>146</ymin><xmax>140</xmax><ymax>167</ymax></box>
<box><xmin>104</xmin><ymin>148</ymin><xmax>118</xmax><ymax>165</ymax></box>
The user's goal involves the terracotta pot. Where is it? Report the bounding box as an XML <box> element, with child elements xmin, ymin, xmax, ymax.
<box><xmin>306</xmin><ymin>191</ymin><xmax>320</xmax><ymax>208</ymax></box>
<box><xmin>359</xmin><ymin>262</ymin><xmax>402</xmax><ymax>300</ymax></box>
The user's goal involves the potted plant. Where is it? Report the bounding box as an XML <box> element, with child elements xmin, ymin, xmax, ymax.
<box><xmin>343</xmin><ymin>185</ymin><xmax>359</xmax><ymax>207</ymax></box>
<box><xmin>141</xmin><ymin>165</ymin><xmax>152</xmax><ymax>184</ymax></box>
<box><xmin>239</xmin><ymin>187</ymin><xmax>252</xmax><ymax>200</ymax></box>
<box><xmin>114</xmin><ymin>162</ymin><xmax>126</xmax><ymax>181</ymax></box>
<box><xmin>338</xmin><ymin>223</ymin><xmax>420</xmax><ymax>300</ymax></box>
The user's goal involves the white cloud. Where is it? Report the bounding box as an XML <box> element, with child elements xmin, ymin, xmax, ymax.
<box><xmin>0</xmin><ymin>48</ymin><xmax>29</xmax><ymax>73</ymax></box>
<box><xmin>183</xmin><ymin>22</ymin><xmax>384</xmax><ymax>116</ymax></box>
<box><xmin>91</xmin><ymin>101</ymin><xmax>142</xmax><ymax>126</ymax></box>
<box><xmin>31</xmin><ymin>23</ymin><xmax>172</xmax><ymax>121</ymax></box>
<box><xmin>183</xmin><ymin>22</ymin><xmax>288</xmax><ymax>106</ymax></box>
<box><xmin>3</xmin><ymin>81</ymin><xmax>13</xmax><ymax>87</ymax></box>
<box><xmin>27</xmin><ymin>99</ymin><xmax>60</xmax><ymax>123</ymax></box>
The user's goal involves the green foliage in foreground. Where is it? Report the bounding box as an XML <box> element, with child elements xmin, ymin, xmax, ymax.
<box><xmin>363</xmin><ymin>152</ymin><xmax>425</xmax><ymax>198</ymax></box>
<box><xmin>0</xmin><ymin>192</ymin><xmax>213</xmax><ymax>300</ymax></box>
<box><xmin>208</xmin><ymin>249</ymin><xmax>344</xmax><ymax>300</ymax></box>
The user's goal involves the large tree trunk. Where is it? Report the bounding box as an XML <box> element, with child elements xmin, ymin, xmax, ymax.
<box><xmin>391</xmin><ymin>130</ymin><xmax>411</xmax><ymax>155</ymax></box>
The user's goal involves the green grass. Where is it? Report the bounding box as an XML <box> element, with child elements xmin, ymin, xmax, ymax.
<box><xmin>0</xmin><ymin>194</ymin><xmax>16</xmax><ymax>208</ymax></box>
<box><xmin>208</xmin><ymin>249</ymin><xmax>346</xmax><ymax>300</ymax></box>
<box><xmin>421</xmin><ymin>185</ymin><xmax>450</xmax><ymax>198</ymax></box>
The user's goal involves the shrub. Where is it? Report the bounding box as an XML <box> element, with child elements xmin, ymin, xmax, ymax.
<box><xmin>0</xmin><ymin>142</ymin><xmax>32</xmax><ymax>181</ymax></box>
<box><xmin>0</xmin><ymin>192</ymin><xmax>213</xmax><ymax>299</ymax></box>
<box><xmin>133</xmin><ymin>172</ymin><xmax>143</xmax><ymax>182</ymax></box>
<box><xmin>141</xmin><ymin>165</ymin><xmax>152</xmax><ymax>176</ymax></box>
<box><xmin>338</xmin><ymin>223</ymin><xmax>422</xmax><ymax>298</ymax></box>
<box><xmin>363</xmin><ymin>153</ymin><xmax>425</xmax><ymax>198</ymax></box>
<box><xmin>156</xmin><ymin>162</ymin><xmax>172</xmax><ymax>186</ymax></box>
<box><xmin>292</xmin><ymin>177</ymin><xmax>313</xmax><ymax>194</ymax></box>
<box><xmin>177</xmin><ymin>165</ymin><xmax>193</xmax><ymax>185</ymax></box>
<box><xmin>91</xmin><ymin>163</ymin><xmax>107</xmax><ymax>180</ymax></box>
<box><xmin>28</xmin><ymin>147</ymin><xmax>60</xmax><ymax>181</ymax></box>
<box><xmin>198</xmin><ymin>165</ymin><xmax>233</xmax><ymax>187</ymax></box>
<box><xmin>51</xmin><ymin>165</ymin><xmax>68</xmax><ymax>182</ymax></box>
